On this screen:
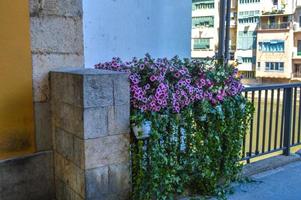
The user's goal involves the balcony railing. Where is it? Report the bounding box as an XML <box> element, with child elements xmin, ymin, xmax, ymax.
<box><xmin>292</xmin><ymin>48</ymin><xmax>301</xmax><ymax>58</ymax></box>
<box><xmin>293</xmin><ymin>72</ymin><xmax>301</xmax><ymax>78</ymax></box>
<box><xmin>259</xmin><ymin>22</ymin><xmax>291</xmax><ymax>30</ymax></box>
<box><xmin>242</xmin><ymin>83</ymin><xmax>301</xmax><ymax>162</ymax></box>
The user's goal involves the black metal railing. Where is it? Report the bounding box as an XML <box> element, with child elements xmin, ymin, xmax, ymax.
<box><xmin>242</xmin><ymin>83</ymin><xmax>301</xmax><ymax>162</ymax></box>
<box><xmin>293</xmin><ymin>71</ymin><xmax>301</xmax><ymax>78</ymax></box>
<box><xmin>259</xmin><ymin>22</ymin><xmax>290</xmax><ymax>30</ymax></box>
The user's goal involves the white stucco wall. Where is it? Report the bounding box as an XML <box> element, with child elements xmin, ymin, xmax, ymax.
<box><xmin>83</xmin><ymin>0</ymin><xmax>192</xmax><ymax>67</ymax></box>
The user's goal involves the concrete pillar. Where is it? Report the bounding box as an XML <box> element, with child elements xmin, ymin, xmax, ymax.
<box><xmin>50</xmin><ymin>68</ymin><xmax>130</xmax><ymax>200</ymax></box>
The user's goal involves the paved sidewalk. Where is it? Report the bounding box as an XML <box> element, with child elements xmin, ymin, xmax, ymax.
<box><xmin>228</xmin><ymin>161</ymin><xmax>301</xmax><ymax>200</ymax></box>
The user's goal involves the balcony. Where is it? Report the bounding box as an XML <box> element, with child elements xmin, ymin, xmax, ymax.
<box><xmin>258</xmin><ymin>22</ymin><xmax>291</xmax><ymax>31</ymax></box>
<box><xmin>293</xmin><ymin>64</ymin><xmax>301</xmax><ymax>79</ymax></box>
<box><xmin>292</xmin><ymin>48</ymin><xmax>301</xmax><ymax>59</ymax></box>
<box><xmin>293</xmin><ymin>71</ymin><xmax>301</xmax><ymax>78</ymax></box>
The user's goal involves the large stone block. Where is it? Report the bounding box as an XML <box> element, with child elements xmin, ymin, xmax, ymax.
<box><xmin>56</xmin><ymin>153</ymin><xmax>85</xmax><ymax>197</ymax></box>
<box><xmin>0</xmin><ymin>151</ymin><xmax>54</xmax><ymax>200</ymax></box>
<box><xmin>85</xmin><ymin>166</ymin><xmax>109</xmax><ymax>199</ymax></box>
<box><xmin>73</xmin><ymin>136</ymin><xmax>85</xmax><ymax>169</ymax></box>
<box><xmin>84</xmin><ymin>134</ymin><xmax>130</xmax><ymax>169</ymax></box>
<box><xmin>51</xmin><ymin>68</ymin><xmax>129</xmax><ymax>108</ymax></box>
<box><xmin>113</xmin><ymin>75</ymin><xmax>130</xmax><ymax>106</ymax></box>
<box><xmin>50</xmin><ymin>71</ymin><xmax>84</xmax><ymax>107</ymax></box>
<box><xmin>52</xmin><ymin>102</ymin><xmax>84</xmax><ymax>138</ymax></box>
<box><xmin>108</xmin><ymin>104</ymin><xmax>130</xmax><ymax>135</ymax></box>
<box><xmin>83</xmin><ymin>74</ymin><xmax>114</xmax><ymax>108</ymax></box>
<box><xmin>32</xmin><ymin>53</ymin><xmax>83</xmax><ymax>102</ymax></box>
<box><xmin>84</xmin><ymin>106</ymin><xmax>109</xmax><ymax>139</ymax></box>
<box><xmin>34</xmin><ymin>102</ymin><xmax>52</xmax><ymax>151</ymax></box>
<box><xmin>54</xmin><ymin>131</ymin><xmax>85</xmax><ymax>169</ymax></box>
<box><xmin>30</xmin><ymin>0</ymin><xmax>83</xmax><ymax>17</ymax></box>
<box><xmin>55</xmin><ymin>128</ymin><xmax>74</xmax><ymax>161</ymax></box>
<box><xmin>108</xmin><ymin>163</ymin><xmax>130</xmax><ymax>195</ymax></box>
<box><xmin>55</xmin><ymin>178</ymin><xmax>84</xmax><ymax>200</ymax></box>
<box><xmin>54</xmin><ymin>152</ymin><xmax>65</xmax><ymax>179</ymax></box>
<box><xmin>30</xmin><ymin>16</ymin><xmax>83</xmax><ymax>54</ymax></box>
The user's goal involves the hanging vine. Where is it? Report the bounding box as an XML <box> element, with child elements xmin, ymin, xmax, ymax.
<box><xmin>95</xmin><ymin>55</ymin><xmax>253</xmax><ymax>200</ymax></box>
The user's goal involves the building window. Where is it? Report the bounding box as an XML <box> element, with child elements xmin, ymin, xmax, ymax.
<box><xmin>269</xmin><ymin>16</ymin><xmax>276</xmax><ymax>24</ymax></box>
<box><xmin>192</xmin><ymin>16</ymin><xmax>214</xmax><ymax>28</ymax></box>
<box><xmin>257</xmin><ymin>62</ymin><xmax>261</xmax><ymax>69</ymax></box>
<box><xmin>283</xmin><ymin>16</ymin><xmax>288</xmax><ymax>23</ymax></box>
<box><xmin>193</xmin><ymin>38</ymin><xmax>210</xmax><ymax>50</ymax></box>
<box><xmin>242</xmin><ymin>57</ymin><xmax>254</xmax><ymax>63</ymax></box>
<box><xmin>192</xmin><ymin>0</ymin><xmax>214</xmax><ymax>10</ymax></box>
<box><xmin>239</xmin><ymin>0</ymin><xmax>260</xmax><ymax>4</ymax></box>
<box><xmin>258</xmin><ymin>40</ymin><xmax>284</xmax><ymax>52</ymax></box>
<box><xmin>238</xmin><ymin>10</ymin><xmax>260</xmax><ymax>24</ymax></box>
<box><xmin>298</xmin><ymin>40</ymin><xmax>301</xmax><ymax>55</ymax></box>
<box><xmin>240</xmin><ymin>71</ymin><xmax>255</xmax><ymax>79</ymax></box>
<box><xmin>273</xmin><ymin>0</ymin><xmax>278</xmax><ymax>5</ymax></box>
<box><xmin>265</xmin><ymin>62</ymin><xmax>284</xmax><ymax>71</ymax></box>
<box><xmin>238</xmin><ymin>17</ymin><xmax>259</xmax><ymax>24</ymax></box>
<box><xmin>237</xmin><ymin>31</ymin><xmax>257</xmax><ymax>50</ymax></box>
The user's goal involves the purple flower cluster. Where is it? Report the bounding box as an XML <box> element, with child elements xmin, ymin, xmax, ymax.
<box><xmin>95</xmin><ymin>55</ymin><xmax>244</xmax><ymax>113</ymax></box>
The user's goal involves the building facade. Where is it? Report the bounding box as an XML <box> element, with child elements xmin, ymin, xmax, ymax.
<box><xmin>256</xmin><ymin>0</ymin><xmax>297</xmax><ymax>83</ymax></box>
<box><xmin>191</xmin><ymin>0</ymin><xmax>301</xmax><ymax>83</ymax></box>
<box><xmin>191</xmin><ymin>0</ymin><xmax>220</xmax><ymax>58</ymax></box>
<box><xmin>236</xmin><ymin>0</ymin><xmax>262</xmax><ymax>79</ymax></box>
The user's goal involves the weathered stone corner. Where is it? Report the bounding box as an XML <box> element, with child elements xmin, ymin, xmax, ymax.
<box><xmin>50</xmin><ymin>68</ymin><xmax>130</xmax><ymax>200</ymax></box>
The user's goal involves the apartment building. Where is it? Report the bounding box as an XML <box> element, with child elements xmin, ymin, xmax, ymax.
<box><xmin>256</xmin><ymin>0</ymin><xmax>296</xmax><ymax>83</ymax></box>
<box><xmin>236</xmin><ymin>0</ymin><xmax>262</xmax><ymax>79</ymax></box>
<box><xmin>191</xmin><ymin>0</ymin><xmax>219</xmax><ymax>58</ymax></box>
<box><xmin>191</xmin><ymin>0</ymin><xmax>301</xmax><ymax>84</ymax></box>
<box><xmin>292</xmin><ymin>2</ymin><xmax>301</xmax><ymax>80</ymax></box>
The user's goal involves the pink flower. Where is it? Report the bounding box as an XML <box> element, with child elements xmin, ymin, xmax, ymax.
<box><xmin>150</xmin><ymin>75</ymin><xmax>157</xmax><ymax>82</ymax></box>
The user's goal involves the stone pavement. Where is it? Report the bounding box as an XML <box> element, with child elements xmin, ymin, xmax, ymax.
<box><xmin>228</xmin><ymin>161</ymin><xmax>301</xmax><ymax>200</ymax></box>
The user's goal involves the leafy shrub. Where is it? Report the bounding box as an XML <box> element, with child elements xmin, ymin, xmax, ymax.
<box><xmin>95</xmin><ymin>55</ymin><xmax>253</xmax><ymax>200</ymax></box>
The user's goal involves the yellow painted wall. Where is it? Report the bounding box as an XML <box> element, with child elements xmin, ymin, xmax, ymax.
<box><xmin>0</xmin><ymin>0</ymin><xmax>35</xmax><ymax>159</ymax></box>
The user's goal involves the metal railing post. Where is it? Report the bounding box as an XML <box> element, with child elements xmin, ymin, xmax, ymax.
<box><xmin>283</xmin><ymin>88</ymin><xmax>293</xmax><ymax>156</ymax></box>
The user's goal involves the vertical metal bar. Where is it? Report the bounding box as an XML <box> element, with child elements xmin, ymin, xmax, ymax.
<box><xmin>274</xmin><ymin>89</ymin><xmax>280</xmax><ymax>149</ymax></box>
<box><xmin>298</xmin><ymin>87</ymin><xmax>301</xmax><ymax>143</ymax></box>
<box><xmin>292</xmin><ymin>87</ymin><xmax>297</xmax><ymax>145</ymax></box>
<box><xmin>280</xmin><ymin>89</ymin><xmax>285</xmax><ymax>148</ymax></box>
<box><xmin>268</xmin><ymin>89</ymin><xmax>274</xmax><ymax>151</ymax></box>
<box><xmin>262</xmin><ymin>90</ymin><xmax>268</xmax><ymax>153</ymax></box>
<box><xmin>248</xmin><ymin>91</ymin><xmax>255</xmax><ymax>163</ymax></box>
<box><xmin>217</xmin><ymin>0</ymin><xmax>226</xmax><ymax>60</ymax></box>
<box><xmin>225</xmin><ymin>0</ymin><xmax>232</xmax><ymax>61</ymax></box>
<box><xmin>256</xmin><ymin>90</ymin><xmax>262</xmax><ymax>155</ymax></box>
<box><xmin>283</xmin><ymin>88</ymin><xmax>292</xmax><ymax>156</ymax></box>
<box><xmin>242</xmin><ymin>91</ymin><xmax>248</xmax><ymax>158</ymax></box>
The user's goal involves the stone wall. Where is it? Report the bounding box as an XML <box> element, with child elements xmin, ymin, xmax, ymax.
<box><xmin>0</xmin><ymin>151</ymin><xmax>54</xmax><ymax>200</ymax></box>
<box><xmin>50</xmin><ymin>68</ymin><xmax>130</xmax><ymax>200</ymax></box>
<box><xmin>29</xmin><ymin>0</ymin><xmax>84</xmax><ymax>151</ymax></box>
